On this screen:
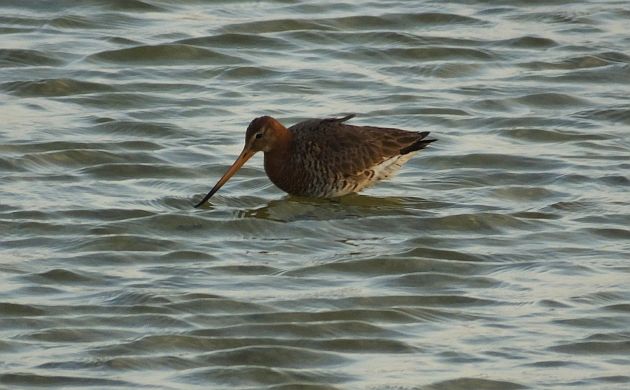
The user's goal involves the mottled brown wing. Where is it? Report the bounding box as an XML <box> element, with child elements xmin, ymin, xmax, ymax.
<box><xmin>289</xmin><ymin>115</ymin><xmax>428</xmax><ymax>177</ymax></box>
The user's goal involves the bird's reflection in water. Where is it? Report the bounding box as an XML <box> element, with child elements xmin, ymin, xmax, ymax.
<box><xmin>237</xmin><ymin>193</ymin><xmax>435</xmax><ymax>222</ymax></box>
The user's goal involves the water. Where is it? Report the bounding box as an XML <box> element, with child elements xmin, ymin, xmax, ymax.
<box><xmin>1</xmin><ymin>0</ymin><xmax>629</xmax><ymax>388</ymax></box>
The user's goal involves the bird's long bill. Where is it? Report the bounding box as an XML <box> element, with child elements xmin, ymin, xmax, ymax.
<box><xmin>194</xmin><ymin>148</ymin><xmax>255</xmax><ymax>208</ymax></box>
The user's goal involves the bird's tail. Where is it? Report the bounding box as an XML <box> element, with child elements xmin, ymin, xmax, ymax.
<box><xmin>400</xmin><ymin>131</ymin><xmax>436</xmax><ymax>155</ymax></box>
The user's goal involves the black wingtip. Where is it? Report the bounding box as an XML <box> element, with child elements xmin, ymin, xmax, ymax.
<box><xmin>325</xmin><ymin>113</ymin><xmax>356</xmax><ymax>123</ymax></box>
<box><xmin>400</xmin><ymin>133</ymin><xmax>437</xmax><ymax>155</ymax></box>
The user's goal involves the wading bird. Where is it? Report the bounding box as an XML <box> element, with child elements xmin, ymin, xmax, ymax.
<box><xmin>194</xmin><ymin>114</ymin><xmax>435</xmax><ymax>207</ymax></box>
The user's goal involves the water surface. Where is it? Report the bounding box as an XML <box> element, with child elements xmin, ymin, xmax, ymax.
<box><xmin>1</xmin><ymin>0</ymin><xmax>629</xmax><ymax>389</ymax></box>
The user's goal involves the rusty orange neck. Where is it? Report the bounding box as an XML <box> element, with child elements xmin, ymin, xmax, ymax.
<box><xmin>266</xmin><ymin>119</ymin><xmax>293</xmax><ymax>154</ymax></box>
<box><xmin>263</xmin><ymin>124</ymin><xmax>293</xmax><ymax>180</ymax></box>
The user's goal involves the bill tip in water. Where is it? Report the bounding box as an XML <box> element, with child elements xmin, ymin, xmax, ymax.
<box><xmin>193</xmin><ymin>196</ymin><xmax>208</xmax><ymax>208</ymax></box>
<box><xmin>193</xmin><ymin>200</ymin><xmax>207</xmax><ymax>208</ymax></box>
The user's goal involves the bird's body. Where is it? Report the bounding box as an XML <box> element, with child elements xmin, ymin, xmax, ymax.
<box><xmin>194</xmin><ymin>114</ymin><xmax>435</xmax><ymax>207</ymax></box>
<box><xmin>265</xmin><ymin>115</ymin><xmax>432</xmax><ymax>197</ymax></box>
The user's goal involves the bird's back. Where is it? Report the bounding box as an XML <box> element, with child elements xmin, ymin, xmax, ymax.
<box><xmin>265</xmin><ymin>114</ymin><xmax>434</xmax><ymax>197</ymax></box>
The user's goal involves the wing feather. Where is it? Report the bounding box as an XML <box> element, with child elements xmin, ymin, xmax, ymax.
<box><xmin>289</xmin><ymin>117</ymin><xmax>431</xmax><ymax>178</ymax></box>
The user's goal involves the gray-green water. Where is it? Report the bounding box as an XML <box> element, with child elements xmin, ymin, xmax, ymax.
<box><xmin>1</xmin><ymin>1</ymin><xmax>629</xmax><ymax>389</ymax></box>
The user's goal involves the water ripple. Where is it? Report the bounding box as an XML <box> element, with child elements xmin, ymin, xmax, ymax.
<box><xmin>89</xmin><ymin>44</ymin><xmax>246</xmax><ymax>65</ymax></box>
<box><xmin>0</xmin><ymin>48</ymin><xmax>64</xmax><ymax>67</ymax></box>
<box><xmin>1</xmin><ymin>1</ymin><xmax>629</xmax><ymax>389</ymax></box>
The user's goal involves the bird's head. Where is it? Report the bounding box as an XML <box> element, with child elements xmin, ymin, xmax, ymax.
<box><xmin>194</xmin><ymin>116</ymin><xmax>288</xmax><ymax>207</ymax></box>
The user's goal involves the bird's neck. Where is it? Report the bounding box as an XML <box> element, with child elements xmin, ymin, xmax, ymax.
<box><xmin>268</xmin><ymin>126</ymin><xmax>293</xmax><ymax>156</ymax></box>
<box><xmin>264</xmin><ymin>128</ymin><xmax>293</xmax><ymax>183</ymax></box>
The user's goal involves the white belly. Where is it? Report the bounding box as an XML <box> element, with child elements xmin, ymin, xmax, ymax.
<box><xmin>330</xmin><ymin>153</ymin><xmax>415</xmax><ymax>196</ymax></box>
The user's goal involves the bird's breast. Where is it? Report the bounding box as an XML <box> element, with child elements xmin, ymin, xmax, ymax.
<box><xmin>264</xmin><ymin>148</ymin><xmax>338</xmax><ymax>197</ymax></box>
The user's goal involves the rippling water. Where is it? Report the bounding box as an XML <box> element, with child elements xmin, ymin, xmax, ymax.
<box><xmin>1</xmin><ymin>1</ymin><xmax>629</xmax><ymax>389</ymax></box>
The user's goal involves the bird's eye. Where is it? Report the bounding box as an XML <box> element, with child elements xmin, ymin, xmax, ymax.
<box><xmin>255</xmin><ymin>133</ymin><xmax>263</xmax><ymax>139</ymax></box>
